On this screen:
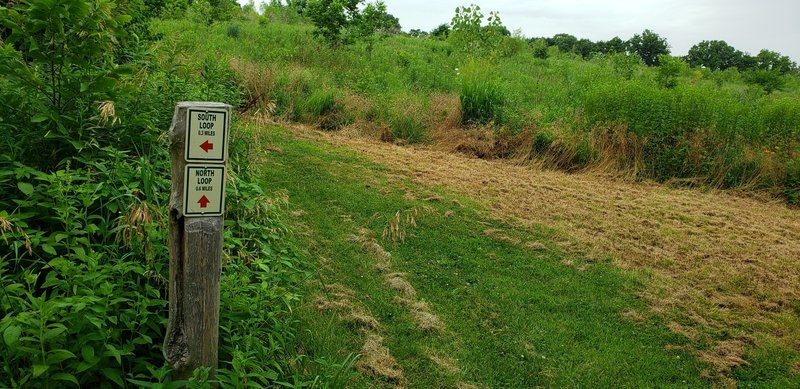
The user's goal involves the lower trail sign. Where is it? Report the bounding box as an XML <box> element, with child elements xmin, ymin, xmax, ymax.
<box><xmin>164</xmin><ymin>102</ymin><xmax>231</xmax><ymax>380</ymax></box>
<box><xmin>184</xmin><ymin>165</ymin><xmax>226</xmax><ymax>217</ymax></box>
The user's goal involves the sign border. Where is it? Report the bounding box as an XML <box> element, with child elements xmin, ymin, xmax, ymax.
<box><xmin>185</xmin><ymin>108</ymin><xmax>228</xmax><ymax>163</ymax></box>
<box><xmin>183</xmin><ymin>164</ymin><xmax>226</xmax><ymax>217</ymax></box>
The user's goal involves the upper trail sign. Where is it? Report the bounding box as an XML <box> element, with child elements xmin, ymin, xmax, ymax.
<box><xmin>185</xmin><ymin>108</ymin><xmax>229</xmax><ymax>162</ymax></box>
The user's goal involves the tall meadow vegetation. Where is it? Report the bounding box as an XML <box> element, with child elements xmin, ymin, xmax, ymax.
<box><xmin>168</xmin><ymin>1</ymin><xmax>800</xmax><ymax>203</ymax></box>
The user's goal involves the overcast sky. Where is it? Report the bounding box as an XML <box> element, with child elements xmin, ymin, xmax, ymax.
<box><xmin>247</xmin><ymin>1</ymin><xmax>800</xmax><ymax>61</ymax></box>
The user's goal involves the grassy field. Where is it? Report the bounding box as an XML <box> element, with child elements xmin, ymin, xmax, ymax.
<box><xmin>153</xmin><ymin>15</ymin><xmax>800</xmax><ymax>204</ymax></box>
<box><xmin>256</xmin><ymin>124</ymin><xmax>713</xmax><ymax>387</ymax></box>
<box><xmin>246</xmin><ymin>121</ymin><xmax>798</xmax><ymax>386</ymax></box>
<box><xmin>145</xmin><ymin>13</ymin><xmax>800</xmax><ymax>386</ymax></box>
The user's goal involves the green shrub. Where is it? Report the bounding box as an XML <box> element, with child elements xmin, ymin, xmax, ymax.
<box><xmin>745</xmin><ymin>69</ymin><xmax>786</xmax><ymax>94</ymax></box>
<box><xmin>656</xmin><ymin>54</ymin><xmax>688</xmax><ymax>88</ymax></box>
<box><xmin>0</xmin><ymin>3</ymin><xmax>311</xmax><ymax>387</ymax></box>
<box><xmin>533</xmin><ymin>131</ymin><xmax>554</xmax><ymax>154</ymax></box>
<box><xmin>226</xmin><ymin>24</ymin><xmax>241</xmax><ymax>38</ymax></box>
<box><xmin>531</xmin><ymin>38</ymin><xmax>549</xmax><ymax>60</ymax></box>
<box><xmin>0</xmin><ymin>0</ymin><xmax>130</xmax><ymax>169</ymax></box>
<box><xmin>784</xmin><ymin>159</ymin><xmax>800</xmax><ymax>204</ymax></box>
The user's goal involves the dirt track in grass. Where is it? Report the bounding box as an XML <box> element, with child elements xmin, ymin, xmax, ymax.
<box><xmin>287</xmin><ymin>124</ymin><xmax>800</xmax><ymax>377</ymax></box>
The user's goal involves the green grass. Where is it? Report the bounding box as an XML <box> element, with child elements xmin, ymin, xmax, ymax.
<box><xmin>258</xmin><ymin>125</ymin><xmax>710</xmax><ymax>387</ymax></box>
<box><xmin>153</xmin><ymin>17</ymin><xmax>800</xmax><ymax>202</ymax></box>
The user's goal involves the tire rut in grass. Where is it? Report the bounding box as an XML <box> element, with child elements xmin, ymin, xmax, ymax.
<box><xmin>313</xmin><ymin>281</ymin><xmax>406</xmax><ymax>387</ymax></box>
<box><xmin>352</xmin><ymin>227</ymin><xmax>486</xmax><ymax>388</ymax></box>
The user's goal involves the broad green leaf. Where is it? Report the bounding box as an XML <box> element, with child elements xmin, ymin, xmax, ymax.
<box><xmin>81</xmin><ymin>345</ymin><xmax>96</xmax><ymax>362</ymax></box>
<box><xmin>32</xmin><ymin>364</ymin><xmax>49</xmax><ymax>377</ymax></box>
<box><xmin>17</xmin><ymin>182</ymin><xmax>34</xmax><ymax>195</ymax></box>
<box><xmin>30</xmin><ymin>114</ymin><xmax>48</xmax><ymax>123</ymax></box>
<box><xmin>41</xmin><ymin>244</ymin><xmax>57</xmax><ymax>256</ymax></box>
<box><xmin>3</xmin><ymin>325</ymin><xmax>21</xmax><ymax>347</ymax></box>
<box><xmin>105</xmin><ymin>344</ymin><xmax>122</xmax><ymax>365</ymax></box>
<box><xmin>51</xmin><ymin>373</ymin><xmax>79</xmax><ymax>385</ymax></box>
<box><xmin>46</xmin><ymin>349</ymin><xmax>76</xmax><ymax>364</ymax></box>
<box><xmin>102</xmin><ymin>368</ymin><xmax>124</xmax><ymax>387</ymax></box>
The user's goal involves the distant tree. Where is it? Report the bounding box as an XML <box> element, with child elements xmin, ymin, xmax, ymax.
<box><xmin>745</xmin><ymin>69</ymin><xmax>786</xmax><ymax>94</ymax></box>
<box><xmin>574</xmin><ymin>38</ymin><xmax>595</xmax><ymax>59</ymax></box>
<box><xmin>305</xmin><ymin>0</ymin><xmax>396</xmax><ymax>47</ymax></box>
<box><xmin>353</xmin><ymin>1</ymin><xmax>399</xmax><ymax>50</ymax></box>
<box><xmin>627</xmin><ymin>29</ymin><xmax>669</xmax><ymax>66</ymax></box>
<box><xmin>754</xmin><ymin>49</ymin><xmax>796</xmax><ymax>75</ymax></box>
<box><xmin>605</xmin><ymin>36</ymin><xmax>626</xmax><ymax>54</ymax></box>
<box><xmin>409</xmin><ymin>29</ymin><xmax>428</xmax><ymax>38</ymax></box>
<box><xmin>686</xmin><ymin>40</ymin><xmax>740</xmax><ymax>70</ymax></box>
<box><xmin>240</xmin><ymin>0</ymin><xmax>259</xmax><ymax>19</ymax></box>
<box><xmin>736</xmin><ymin>54</ymin><xmax>758</xmax><ymax>70</ymax></box>
<box><xmin>483</xmin><ymin>24</ymin><xmax>510</xmax><ymax>37</ymax></box>
<box><xmin>430</xmin><ymin>23</ymin><xmax>450</xmax><ymax>38</ymax></box>
<box><xmin>305</xmin><ymin>0</ymin><xmax>359</xmax><ymax>45</ymax></box>
<box><xmin>551</xmin><ymin>33</ymin><xmax>577</xmax><ymax>53</ymax></box>
<box><xmin>209</xmin><ymin>0</ymin><xmax>239</xmax><ymax>21</ymax></box>
<box><xmin>285</xmin><ymin>0</ymin><xmax>307</xmax><ymax>14</ymax></box>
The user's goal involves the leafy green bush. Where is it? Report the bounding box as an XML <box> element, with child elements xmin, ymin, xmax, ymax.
<box><xmin>1</xmin><ymin>1</ymin><xmax>315</xmax><ymax>386</ymax></box>
<box><xmin>656</xmin><ymin>54</ymin><xmax>689</xmax><ymax>88</ymax></box>
<box><xmin>530</xmin><ymin>38</ymin><xmax>549</xmax><ymax>60</ymax></box>
<box><xmin>783</xmin><ymin>159</ymin><xmax>800</xmax><ymax>204</ymax></box>
<box><xmin>226</xmin><ymin>24</ymin><xmax>241</xmax><ymax>38</ymax></box>
<box><xmin>0</xmin><ymin>0</ymin><xmax>131</xmax><ymax>169</ymax></box>
<box><xmin>745</xmin><ymin>69</ymin><xmax>786</xmax><ymax>94</ymax></box>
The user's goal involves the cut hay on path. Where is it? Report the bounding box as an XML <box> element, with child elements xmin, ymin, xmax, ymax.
<box><xmin>295</xmin><ymin>126</ymin><xmax>800</xmax><ymax>378</ymax></box>
<box><xmin>356</xmin><ymin>334</ymin><xmax>406</xmax><ymax>386</ymax></box>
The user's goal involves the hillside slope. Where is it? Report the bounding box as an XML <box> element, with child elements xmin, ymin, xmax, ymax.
<box><xmin>280</xmin><ymin>123</ymin><xmax>800</xmax><ymax>385</ymax></box>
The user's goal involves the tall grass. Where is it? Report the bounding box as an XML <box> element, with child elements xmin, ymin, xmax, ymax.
<box><xmin>152</xmin><ymin>18</ymin><xmax>800</xmax><ymax>203</ymax></box>
<box><xmin>459</xmin><ymin>60</ymin><xmax>506</xmax><ymax>125</ymax></box>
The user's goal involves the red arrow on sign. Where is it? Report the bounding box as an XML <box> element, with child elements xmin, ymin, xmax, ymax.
<box><xmin>198</xmin><ymin>195</ymin><xmax>210</xmax><ymax>208</ymax></box>
<box><xmin>200</xmin><ymin>140</ymin><xmax>214</xmax><ymax>153</ymax></box>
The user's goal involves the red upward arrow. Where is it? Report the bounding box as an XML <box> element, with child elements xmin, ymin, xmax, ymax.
<box><xmin>200</xmin><ymin>140</ymin><xmax>214</xmax><ymax>153</ymax></box>
<box><xmin>198</xmin><ymin>195</ymin><xmax>210</xmax><ymax>208</ymax></box>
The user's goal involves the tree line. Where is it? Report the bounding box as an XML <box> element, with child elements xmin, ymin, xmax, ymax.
<box><xmin>420</xmin><ymin>23</ymin><xmax>797</xmax><ymax>74</ymax></box>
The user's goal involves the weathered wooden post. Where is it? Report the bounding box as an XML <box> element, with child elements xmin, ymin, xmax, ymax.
<box><xmin>164</xmin><ymin>102</ymin><xmax>231</xmax><ymax>380</ymax></box>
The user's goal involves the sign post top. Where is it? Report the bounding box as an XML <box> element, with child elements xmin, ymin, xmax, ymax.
<box><xmin>177</xmin><ymin>101</ymin><xmax>231</xmax><ymax>109</ymax></box>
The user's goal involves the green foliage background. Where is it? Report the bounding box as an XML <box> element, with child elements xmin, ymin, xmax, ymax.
<box><xmin>0</xmin><ymin>0</ymin><xmax>315</xmax><ymax>387</ymax></box>
<box><xmin>1</xmin><ymin>0</ymin><xmax>799</xmax><ymax>386</ymax></box>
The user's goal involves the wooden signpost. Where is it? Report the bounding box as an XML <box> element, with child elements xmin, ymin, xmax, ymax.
<box><xmin>164</xmin><ymin>102</ymin><xmax>231</xmax><ymax>380</ymax></box>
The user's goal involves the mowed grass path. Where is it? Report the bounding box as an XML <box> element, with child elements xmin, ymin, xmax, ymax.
<box><xmin>258</xmin><ymin>125</ymin><xmax>708</xmax><ymax>387</ymax></box>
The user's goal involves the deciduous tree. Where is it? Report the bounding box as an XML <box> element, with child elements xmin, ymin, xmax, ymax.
<box><xmin>627</xmin><ymin>29</ymin><xmax>669</xmax><ymax>66</ymax></box>
<box><xmin>686</xmin><ymin>40</ymin><xmax>740</xmax><ymax>70</ymax></box>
